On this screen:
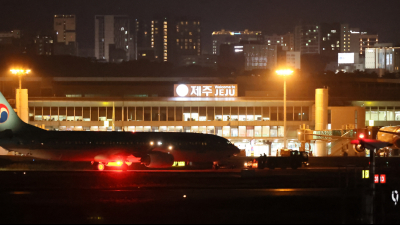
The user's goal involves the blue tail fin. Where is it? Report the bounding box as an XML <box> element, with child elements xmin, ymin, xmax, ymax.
<box><xmin>0</xmin><ymin>92</ymin><xmax>35</xmax><ymax>133</ymax></box>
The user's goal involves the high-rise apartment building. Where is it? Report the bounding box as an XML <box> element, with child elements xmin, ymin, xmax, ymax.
<box><xmin>149</xmin><ymin>16</ymin><xmax>201</xmax><ymax>64</ymax></box>
<box><xmin>54</xmin><ymin>15</ymin><xmax>77</xmax><ymax>56</ymax></box>
<box><xmin>54</xmin><ymin>15</ymin><xmax>76</xmax><ymax>44</ymax></box>
<box><xmin>320</xmin><ymin>23</ymin><xmax>341</xmax><ymax>59</ymax></box>
<box><xmin>95</xmin><ymin>15</ymin><xmax>134</xmax><ymax>62</ymax></box>
<box><xmin>34</xmin><ymin>32</ymin><xmax>55</xmax><ymax>56</ymax></box>
<box><xmin>294</xmin><ymin>24</ymin><xmax>320</xmax><ymax>55</ymax></box>
<box><xmin>212</xmin><ymin>29</ymin><xmax>262</xmax><ymax>55</ymax></box>
<box><xmin>135</xmin><ymin>19</ymin><xmax>153</xmax><ymax>60</ymax></box>
<box><xmin>265</xmin><ymin>33</ymin><xmax>294</xmax><ymax>51</ymax></box>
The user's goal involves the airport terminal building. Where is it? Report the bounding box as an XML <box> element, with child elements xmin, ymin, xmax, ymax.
<box><xmin>17</xmin><ymin>80</ymin><xmax>365</xmax><ymax>157</ymax></box>
<box><xmin>5</xmin><ymin>75</ymin><xmax>400</xmax><ymax>156</ymax></box>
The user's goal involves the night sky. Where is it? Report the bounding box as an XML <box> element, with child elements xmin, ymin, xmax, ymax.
<box><xmin>1</xmin><ymin>0</ymin><xmax>400</xmax><ymax>53</ymax></box>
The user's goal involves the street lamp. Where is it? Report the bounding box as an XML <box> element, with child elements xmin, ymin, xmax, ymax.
<box><xmin>276</xmin><ymin>69</ymin><xmax>294</xmax><ymax>149</ymax></box>
<box><xmin>10</xmin><ymin>69</ymin><xmax>31</xmax><ymax>90</ymax></box>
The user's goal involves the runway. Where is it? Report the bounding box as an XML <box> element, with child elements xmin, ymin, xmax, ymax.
<box><xmin>0</xmin><ymin>169</ymin><xmax>399</xmax><ymax>223</ymax></box>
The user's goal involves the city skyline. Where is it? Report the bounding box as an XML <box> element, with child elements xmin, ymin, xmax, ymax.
<box><xmin>1</xmin><ymin>0</ymin><xmax>400</xmax><ymax>53</ymax></box>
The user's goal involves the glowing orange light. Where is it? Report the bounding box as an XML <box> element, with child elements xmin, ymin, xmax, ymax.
<box><xmin>10</xmin><ymin>69</ymin><xmax>31</xmax><ymax>75</ymax></box>
<box><xmin>359</xmin><ymin>134</ymin><xmax>365</xmax><ymax>139</ymax></box>
<box><xmin>98</xmin><ymin>164</ymin><xmax>105</xmax><ymax>171</ymax></box>
<box><xmin>117</xmin><ymin>161</ymin><xmax>122</xmax><ymax>166</ymax></box>
<box><xmin>276</xmin><ymin>69</ymin><xmax>294</xmax><ymax>76</ymax></box>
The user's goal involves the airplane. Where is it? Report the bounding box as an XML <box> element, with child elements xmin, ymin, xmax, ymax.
<box><xmin>0</xmin><ymin>93</ymin><xmax>240</xmax><ymax>171</ymax></box>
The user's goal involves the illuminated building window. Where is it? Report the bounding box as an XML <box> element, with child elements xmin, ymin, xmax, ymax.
<box><xmin>164</xmin><ymin>21</ymin><xmax>167</xmax><ymax>24</ymax></box>
<box><xmin>164</xmin><ymin>25</ymin><xmax>167</xmax><ymax>28</ymax></box>
<box><xmin>189</xmin><ymin>32</ymin><xmax>193</xmax><ymax>35</ymax></box>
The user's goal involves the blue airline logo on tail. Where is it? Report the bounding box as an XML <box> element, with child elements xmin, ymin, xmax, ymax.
<box><xmin>0</xmin><ymin>104</ymin><xmax>9</xmax><ymax>123</ymax></box>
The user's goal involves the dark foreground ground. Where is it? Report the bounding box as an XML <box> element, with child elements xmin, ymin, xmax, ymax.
<box><xmin>0</xmin><ymin>168</ymin><xmax>399</xmax><ymax>224</ymax></box>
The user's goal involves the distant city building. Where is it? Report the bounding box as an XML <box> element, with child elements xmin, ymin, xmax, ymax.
<box><xmin>294</xmin><ymin>24</ymin><xmax>320</xmax><ymax>55</ymax></box>
<box><xmin>340</xmin><ymin>25</ymin><xmax>378</xmax><ymax>56</ymax></box>
<box><xmin>178</xmin><ymin>55</ymin><xmax>217</xmax><ymax>68</ymax></box>
<box><xmin>149</xmin><ymin>16</ymin><xmax>201</xmax><ymax>64</ymax></box>
<box><xmin>134</xmin><ymin>19</ymin><xmax>152</xmax><ymax>61</ymax></box>
<box><xmin>319</xmin><ymin>23</ymin><xmax>341</xmax><ymax>59</ymax></box>
<box><xmin>34</xmin><ymin>33</ymin><xmax>55</xmax><ymax>56</ymax></box>
<box><xmin>219</xmin><ymin>42</ymin><xmax>278</xmax><ymax>71</ymax></box>
<box><xmin>356</xmin><ymin>31</ymin><xmax>378</xmax><ymax>56</ymax></box>
<box><xmin>54</xmin><ymin>15</ymin><xmax>77</xmax><ymax>56</ymax></box>
<box><xmin>365</xmin><ymin>45</ymin><xmax>400</xmax><ymax>75</ymax></box>
<box><xmin>286</xmin><ymin>51</ymin><xmax>301</xmax><ymax>70</ymax></box>
<box><xmin>0</xmin><ymin>30</ymin><xmax>21</xmax><ymax>44</ymax></box>
<box><xmin>212</xmin><ymin>29</ymin><xmax>262</xmax><ymax>55</ymax></box>
<box><xmin>94</xmin><ymin>15</ymin><xmax>134</xmax><ymax>62</ymax></box>
<box><xmin>265</xmin><ymin>33</ymin><xmax>294</xmax><ymax>51</ymax></box>
<box><xmin>0</xmin><ymin>30</ymin><xmax>26</xmax><ymax>54</ymax></box>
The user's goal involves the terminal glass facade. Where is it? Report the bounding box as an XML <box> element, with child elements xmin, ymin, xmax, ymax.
<box><xmin>28</xmin><ymin>99</ymin><xmax>314</xmax><ymax>157</ymax></box>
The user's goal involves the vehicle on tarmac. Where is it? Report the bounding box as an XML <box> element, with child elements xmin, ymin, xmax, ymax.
<box><xmin>245</xmin><ymin>150</ymin><xmax>309</xmax><ymax>170</ymax></box>
<box><xmin>0</xmin><ymin>93</ymin><xmax>240</xmax><ymax>171</ymax></box>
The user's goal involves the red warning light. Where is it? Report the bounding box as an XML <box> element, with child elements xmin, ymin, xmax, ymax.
<box><xmin>359</xmin><ymin>133</ymin><xmax>365</xmax><ymax>139</ymax></box>
<box><xmin>380</xmin><ymin>174</ymin><xmax>386</xmax><ymax>184</ymax></box>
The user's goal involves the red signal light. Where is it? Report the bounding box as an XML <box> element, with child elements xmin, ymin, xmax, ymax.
<box><xmin>359</xmin><ymin>133</ymin><xmax>365</xmax><ymax>139</ymax></box>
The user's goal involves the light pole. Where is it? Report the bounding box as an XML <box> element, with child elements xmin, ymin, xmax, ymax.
<box><xmin>10</xmin><ymin>69</ymin><xmax>31</xmax><ymax>120</ymax></box>
<box><xmin>276</xmin><ymin>69</ymin><xmax>294</xmax><ymax>149</ymax></box>
<box><xmin>10</xmin><ymin>69</ymin><xmax>31</xmax><ymax>90</ymax></box>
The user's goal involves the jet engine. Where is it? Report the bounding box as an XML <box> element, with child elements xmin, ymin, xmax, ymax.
<box><xmin>354</xmin><ymin>144</ymin><xmax>365</xmax><ymax>153</ymax></box>
<box><xmin>142</xmin><ymin>152</ymin><xmax>174</xmax><ymax>168</ymax></box>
